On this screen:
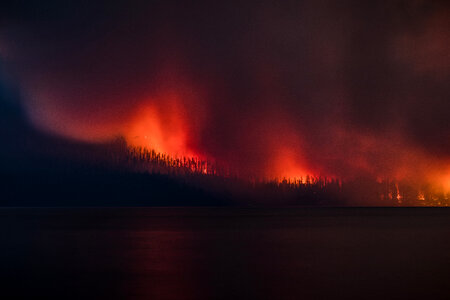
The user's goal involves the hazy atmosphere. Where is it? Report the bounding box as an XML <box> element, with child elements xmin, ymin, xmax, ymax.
<box><xmin>1</xmin><ymin>2</ymin><xmax>450</xmax><ymax>300</ymax></box>
<box><xmin>1</xmin><ymin>0</ymin><xmax>448</xmax><ymax>187</ymax></box>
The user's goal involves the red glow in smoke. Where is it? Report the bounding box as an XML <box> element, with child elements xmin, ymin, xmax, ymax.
<box><xmin>125</xmin><ymin>93</ymin><xmax>196</xmax><ymax>158</ymax></box>
<box><xmin>18</xmin><ymin>70</ymin><xmax>450</xmax><ymax>193</ymax></box>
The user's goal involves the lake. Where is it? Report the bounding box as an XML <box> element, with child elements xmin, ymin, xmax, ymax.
<box><xmin>1</xmin><ymin>207</ymin><xmax>449</xmax><ymax>299</ymax></box>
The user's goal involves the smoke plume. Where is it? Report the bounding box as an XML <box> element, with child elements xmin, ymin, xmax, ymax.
<box><xmin>0</xmin><ymin>0</ymin><xmax>449</xmax><ymax>188</ymax></box>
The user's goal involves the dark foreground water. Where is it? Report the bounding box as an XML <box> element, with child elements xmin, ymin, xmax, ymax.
<box><xmin>1</xmin><ymin>208</ymin><xmax>449</xmax><ymax>300</ymax></box>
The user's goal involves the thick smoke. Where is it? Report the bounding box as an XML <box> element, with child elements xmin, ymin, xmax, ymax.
<box><xmin>0</xmin><ymin>0</ymin><xmax>449</xmax><ymax>185</ymax></box>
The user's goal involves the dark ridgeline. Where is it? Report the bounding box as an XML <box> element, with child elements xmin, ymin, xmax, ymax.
<box><xmin>122</xmin><ymin>144</ymin><xmax>450</xmax><ymax>206</ymax></box>
<box><xmin>1</xmin><ymin>126</ymin><xmax>447</xmax><ymax>206</ymax></box>
<box><xmin>0</xmin><ymin>133</ymin><xmax>344</xmax><ymax>206</ymax></box>
<box><xmin>0</xmin><ymin>78</ymin><xmax>448</xmax><ymax>207</ymax></box>
<box><xmin>0</xmin><ymin>100</ymin><xmax>448</xmax><ymax>207</ymax></box>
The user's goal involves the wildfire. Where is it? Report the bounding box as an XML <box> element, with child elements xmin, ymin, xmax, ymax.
<box><xmin>122</xmin><ymin>73</ymin><xmax>206</xmax><ymax>160</ymax></box>
<box><xmin>442</xmin><ymin>171</ymin><xmax>450</xmax><ymax>192</ymax></box>
<box><xmin>271</xmin><ymin>147</ymin><xmax>310</xmax><ymax>181</ymax></box>
<box><xmin>125</xmin><ymin>98</ymin><xmax>193</xmax><ymax>158</ymax></box>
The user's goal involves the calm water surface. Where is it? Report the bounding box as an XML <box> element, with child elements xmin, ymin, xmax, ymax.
<box><xmin>1</xmin><ymin>207</ymin><xmax>449</xmax><ymax>299</ymax></box>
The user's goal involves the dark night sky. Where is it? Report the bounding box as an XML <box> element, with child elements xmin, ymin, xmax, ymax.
<box><xmin>0</xmin><ymin>0</ymin><xmax>449</xmax><ymax>183</ymax></box>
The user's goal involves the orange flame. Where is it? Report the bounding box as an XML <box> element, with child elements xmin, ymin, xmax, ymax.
<box><xmin>125</xmin><ymin>93</ymin><xmax>195</xmax><ymax>158</ymax></box>
<box><xmin>271</xmin><ymin>147</ymin><xmax>310</xmax><ymax>180</ymax></box>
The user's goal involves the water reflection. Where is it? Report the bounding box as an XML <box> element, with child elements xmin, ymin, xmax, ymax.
<box><xmin>1</xmin><ymin>208</ymin><xmax>450</xmax><ymax>299</ymax></box>
<box><xmin>127</xmin><ymin>230</ymin><xmax>203</xmax><ymax>299</ymax></box>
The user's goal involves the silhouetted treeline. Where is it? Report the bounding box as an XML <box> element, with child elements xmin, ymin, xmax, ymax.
<box><xmin>109</xmin><ymin>142</ymin><xmax>448</xmax><ymax>206</ymax></box>
<box><xmin>0</xmin><ymin>134</ymin><xmax>448</xmax><ymax>206</ymax></box>
<box><xmin>341</xmin><ymin>177</ymin><xmax>450</xmax><ymax>206</ymax></box>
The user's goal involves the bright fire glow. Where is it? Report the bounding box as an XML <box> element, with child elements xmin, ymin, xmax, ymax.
<box><xmin>125</xmin><ymin>94</ymin><xmax>194</xmax><ymax>158</ymax></box>
<box><xmin>271</xmin><ymin>147</ymin><xmax>310</xmax><ymax>180</ymax></box>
